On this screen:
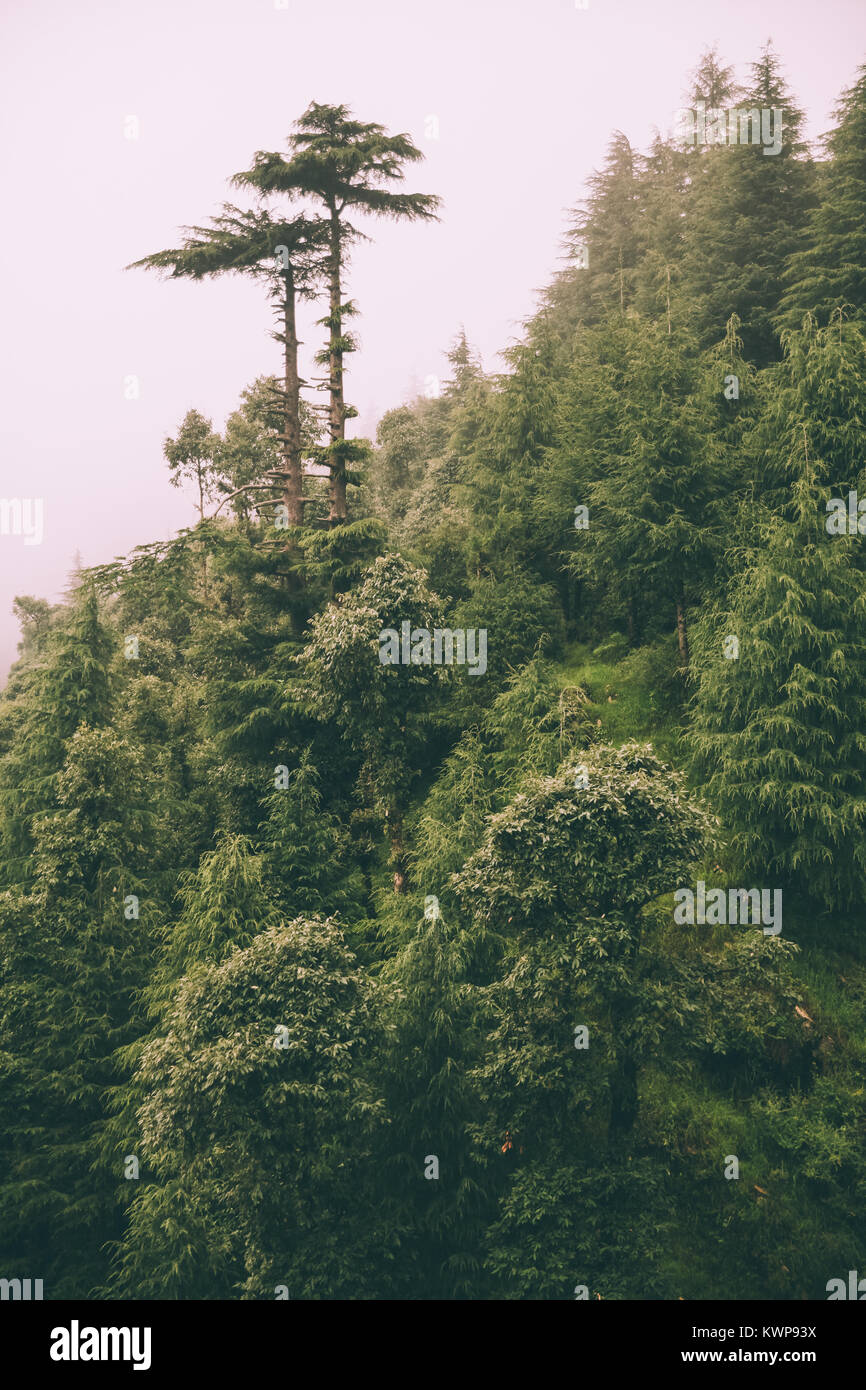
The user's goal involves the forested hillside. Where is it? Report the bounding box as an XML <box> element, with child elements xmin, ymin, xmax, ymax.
<box><xmin>2</xmin><ymin>46</ymin><xmax>866</xmax><ymax>1301</ymax></box>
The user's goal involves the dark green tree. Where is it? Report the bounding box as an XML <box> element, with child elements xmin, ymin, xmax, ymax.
<box><xmin>0</xmin><ymin>725</ymin><xmax>160</xmax><ymax>1296</ymax></box>
<box><xmin>780</xmin><ymin>62</ymin><xmax>866</xmax><ymax>327</ymax></box>
<box><xmin>131</xmin><ymin>206</ymin><xmax>327</xmax><ymax>527</ymax></box>
<box><xmin>233</xmin><ymin>103</ymin><xmax>440</xmax><ymax>524</ymax></box>
<box><xmin>689</xmin><ymin>457</ymin><xmax>866</xmax><ymax>919</ymax></box>
<box><xmin>296</xmin><ymin>553</ymin><xmax>445</xmax><ymax>890</ymax></box>
<box><xmin>110</xmin><ymin>918</ymin><xmax>388</xmax><ymax>1299</ymax></box>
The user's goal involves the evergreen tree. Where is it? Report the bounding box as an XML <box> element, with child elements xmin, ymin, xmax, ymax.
<box><xmin>131</xmin><ymin>206</ymin><xmax>327</xmax><ymax>527</ymax></box>
<box><xmin>689</xmin><ymin>456</ymin><xmax>866</xmax><ymax>920</ymax></box>
<box><xmin>259</xmin><ymin>750</ymin><xmax>366</xmax><ymax>924</ymax></box>
<box><xmin>233</xmin><ymin>103</ymin><xmax>440</xmax><ymax>524</ymax></box>
<box><xmin>780</xmin><ymin>62</ymin><xmax>866</xmax><ymax>327</ymax></box>
<box><xmin>679</xmin><ymin>44</ymin><xmax>815</xmax><ymax>364</ymax></box>
<box><xmin>0</xmin><ymin>584</ymin><xmax>113</xmax><ymax>888</ymax></box>
<box><xmin>377</xmin><ymin>898</ymin><xmax>488</xmax><ymax>1298</ymax></box>
<box><xmin>0</xmin><ymin>725</ymin><xmax>160</xmax><ymax>1296</ymax></box>
<box><xmin>565</xmin><ymin>315</ymin><xmax>727</xmax><ymax>663</ymax></box>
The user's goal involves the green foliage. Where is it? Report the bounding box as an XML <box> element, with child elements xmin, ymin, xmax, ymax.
<box><xmin>3</xmin><ymin>63</ymin><xmax>866</xmax><ymax>1302</ymax></box>
<box><xmin>689</xmin><ymin>464</ymin><xmax>866</xmax><ymax>916</ymax></box>
<box><xmin>780</xmin><ymin>62</ymin><xmax>866</xmax><ymax>327</ymax></box>
<box><xmin>110</xmin><ymin>919</ymin><xmax>387</xmax><ymax>1299</ymax></box>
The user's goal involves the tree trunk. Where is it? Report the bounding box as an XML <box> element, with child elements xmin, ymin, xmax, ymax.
<box><xmin>281</xmin><ymin>266</ymin><xmax>304</xmax><ymax>527</ymax></box>
<box><xmin>676</xmin><ymin>593</ymin><xmax>689</xmax><ymax>668</ymax></box>
<box><xmin>327</xmin><ymin>207</ymin><xmax>347</xmax><ymax>527</ymax></box>
<box><xmin>197</xmin><ymin>466</ymin><xmax>209</xmax><ymax>600</ymax></box>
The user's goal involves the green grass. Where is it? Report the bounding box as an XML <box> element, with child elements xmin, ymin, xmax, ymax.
<box><xmin>553</xmin><ymin>639</ymin><xmax>683</xmax><ymax>763</ymax></box>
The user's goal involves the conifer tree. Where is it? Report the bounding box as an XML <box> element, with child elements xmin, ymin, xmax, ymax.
<box><xmin>780</xmin><ymin>62</ymin><xmax>866</xmax><ymax>327</ymax></box>
<box><xmin>0</xmin><ymin>725</ymin><xmax>159</xmax><ymax>1296</ymax></box>
<box><xmin>566</xmin><ymin>315</ymin><xmax>727</xmax><ymax>663</ymax></box>
<box><xmin>377</xmin><ymin>898</ymin><xmax>489</xmax><ymax>1298</ymax></box>
<box><xmin>750</xmin><ymin>313</ymin><xmax>866</xmax><ymax>521</ymax></box>
<box><xmin>144</xmin><ymin>832</ymin><xmax>281</xmax><ymax>1019</ymax></box>
<box><xmin>259</xmin><ymin>750</ymin><xmax>366</xmax><ymax>923</ymax></box>
<box><xmin>689</xmin><ymin>455</ymin><xmax>866</xmax><ymax>919</ymax></box>
<box><xmin>0</xmin><ymin>584</ymin><xmax>113</xmax><ymax>888</ymax></box>
<box><xmin>131</xmin><ymin>206</ymin><xmax>327</xmax><ymax>527</ymax></box>
<box><xmin>679</xmin><ymin>44</ymin><xmax>815</xmax><ymax>363</ymax></box>
<box><xmin>233</xmin><ymin>103</ymin><xmax>440</xmax><ymax>525</ymax></box>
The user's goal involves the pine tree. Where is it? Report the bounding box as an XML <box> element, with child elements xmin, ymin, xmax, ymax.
<box><xmin>0</xmin><ymin>724</ymin><xmax>160</xmax><ymax>1296</ymax></box>
<box><xmin>689</xmin><ymin>453</ymin><xmax>866</xmax><ymax>920</ymax></box>
<box><xmin>780</xmin><ymin>62</ymin><xmax>866</xmax><ymax>327</ymax></box>
<box><xmin>566</xmin><ymin>315</ymin><xmax>728</xmax><ymax>664</ymax></box>
<box><xmin>259</xmin><ymin>750</ymin><xmax>366</xmax><ymax>924</ymax></box>
<box><xmin>679</xmin><ymin>44</ymin><xmax>815</xmax><ymax>364</ymax></box>
<box><xmin>377</xmin><ymin>898</ymin><xmax>489</xmax><ymax>1298</ymax></box>
<box><xmin>233</xmin><ymin>103</ymin><xmax>440</xmax><ymax>524</ymax></box>
<box><xmin>0</xmin><ymin>584</ymin><xmax>113</xmax><ymax>888</ymax></box>
<box><xmin>131</xmin><ymin>206</ymin><xmax>328</xmax><ymax>527</ymax></box>
<box><xmin>144</xmin><ymin>832</ymin><xmax>281</xmax><ymax>1019</ymax></box>
<box><xmin>695</xmin><ymin>417</ymin><xmax>866</xmax><ymax>917</ymax></box>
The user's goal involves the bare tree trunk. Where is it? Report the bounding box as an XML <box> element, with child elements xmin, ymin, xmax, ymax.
<box><xmin>327</xmin><ymin>206</ymin><xmax>347</xmax><ymax>526</ymax></box>
<box><xmin>676</xmin><ymin>593</ymin><xmax>689</xmax><ymax>668</ymax></box>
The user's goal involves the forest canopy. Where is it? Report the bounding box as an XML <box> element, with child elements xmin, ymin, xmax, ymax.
<box><xmin>2</xmin><ymin>49</ymin><xmax>866</xmax><ymax>1301</ymax></box>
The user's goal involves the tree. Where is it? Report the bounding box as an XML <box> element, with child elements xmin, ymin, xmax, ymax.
<box><xmin>233</xmin><ymin>103</ymin><xmax>440</xmax><ymax>525</ymax></box>
<box><xmin>296</xmin><ymin>553</ymin><xmax>444</xmax><ymax>890</ymax></box>
<box><xmin>453</xmin><ymin>744</ymin><xmax>807</xmax><ymax>1297</ymax></box>
<box><xmin>689</xmin><ymin>457</ymin><xmax>866</xmax><ymax>920</ymax></box>
<box><xmin>110</xmin><ymin>918</ymin><xmax>388</xmax><ymax>1299</ymax></box>
<box><xmin>258</xmin><ymin>750</ymin><xmax>366</xmax><ymax>925</ymax></box>
<box><xmin>679</xmin><ymin>43</ymin><xmax>815</xmax><ymax>364</ymax></box>
<box><xmin>377</xmin><ymin>898</ymin><xmax>489</xmax><ymax>1298</ymax></box>
<box><xmin>144</xmin><ymin>832</ymin><xmax>281</xmax><ymax>1019</ymax></box>
<box><xmin>565</xmin><ymin>315</ymin><xmax>728</xmax><ymax>664</ymax></box>
<box><xmin>0</xmin><ymin>725</ymin><xmax>160</xmax><ymax>1296</ymax></box>
<box><xmin>0</xmin><ymin>583</ymin><xmax>113</xmax><ymax>889</ymax></box>
<box><xmin>217</xmin><ymin>376</ymin><xmax>321</xmax><ymax>524</ymax></box>
<box><xmin>163</xmin><ymin>409</ymin><xmax>220</xmax><ymax>522</ymax></box>
<box><xmin>131</xmin><ymin>205</ymin><xmax>327</xmax><ymax>527</ymax></box>
<box><xmin>780</xmin><ymin>62</ymin><xmax>866</xmax><ymax>327</ymax></box>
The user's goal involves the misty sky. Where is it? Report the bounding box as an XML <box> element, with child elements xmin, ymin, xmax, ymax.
<box><xmin>1</xmin><ymin>0</ymin><xmax>864</xmax><ymax>680</ymax></box>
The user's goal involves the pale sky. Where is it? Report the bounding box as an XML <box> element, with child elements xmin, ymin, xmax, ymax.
<box><xmin>1</xmin><ymin>0</ymin><xmax>864</xmax><ymax>680</ymax></box>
